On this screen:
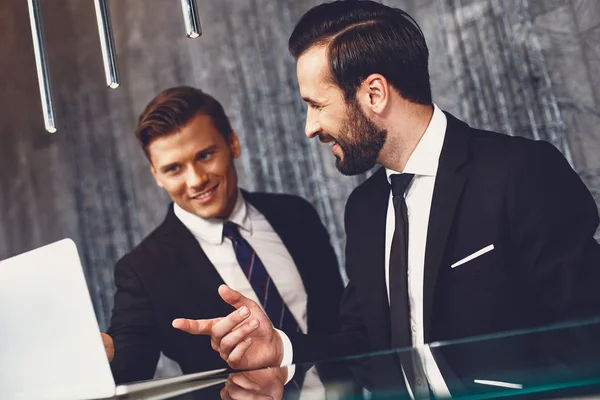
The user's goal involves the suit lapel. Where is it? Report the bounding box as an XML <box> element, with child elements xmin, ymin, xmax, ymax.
<box><xmin>359</xmin><ymin>169</ymin><xmax>393</xmax><ymax>346</ymax></box>
<box><xmin>423</xmin><ymin>113</ymin><xmax>470</xmax><ymax>341</ymax></box>
<box><xmin>154</xmin><ymin>205</ymin><xmax>227</xmax><ymax>304</ymax></box>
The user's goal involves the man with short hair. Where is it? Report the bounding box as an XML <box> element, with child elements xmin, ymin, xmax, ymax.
<box><xmin>102</xmin><ymin>86</ymin><xmax>348</xmax><ymax>397</ymax></box>
<box><xmin>174</xmin><ymin>1</ymin><xmax>600</xmax><ymax>397</ymax></box>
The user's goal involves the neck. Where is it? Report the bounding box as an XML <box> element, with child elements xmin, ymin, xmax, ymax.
<box><xmin>219</xmin><ymin>189</ymin><xmax>239</xmax><ymax>220</ymax></box>
<box><xmin>378</xmin><ymin>102</ymin><xmax>434</xmax><ymax>172</ymax></box>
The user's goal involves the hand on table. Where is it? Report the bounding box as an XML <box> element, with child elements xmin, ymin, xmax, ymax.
<box><xmin>100</xmin><ymin>333</ymin><xmax>114</xmax><ymax>362</ymax></box>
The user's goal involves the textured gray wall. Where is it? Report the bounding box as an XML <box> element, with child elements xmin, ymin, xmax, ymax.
<box><xmin>1</xmin><ymin>0</ymin><xmax>599</xmax><ymax>377</ymax></box>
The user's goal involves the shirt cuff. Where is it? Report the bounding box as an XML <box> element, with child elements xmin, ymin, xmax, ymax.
<box><xmin>275</xmin><ymin>328</ymin><xmax>295</xmax><ymax>384</ymax></box>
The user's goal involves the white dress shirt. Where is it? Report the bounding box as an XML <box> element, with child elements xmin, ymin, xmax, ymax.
<box><xmin>174</xmin><ymin>191</ymin><xmax>324</xmax><ymax>398</ymax></box>
<box><xmin>384</xmin><ymin>104</ymin><xmax>451</xmax><ymax>398</ymax></box>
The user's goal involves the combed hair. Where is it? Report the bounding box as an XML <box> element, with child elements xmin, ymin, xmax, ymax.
<box><xmin>135</xmin><ymin>86</ymin><xmax>232</xmax><ymax>158</ymax></box>
<box><xmin>288</xmin><ymin>0</ymin><xmax>432</xmax><ymax>105</ymax></box>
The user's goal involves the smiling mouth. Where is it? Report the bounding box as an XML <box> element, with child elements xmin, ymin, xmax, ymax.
<box><xmin>191</xmin><ymin>184</ymin><xmax>218</xmax><ymax>200</ymax></box>
<box><xmin>318</xmin><ymin>134</ymin><xmax>340</xmax><ymax>149</ymax></box>
<box><xmin>318</xmin><ymin>133</ymin><xmax>335</xmax><ymax>144</ymax></box>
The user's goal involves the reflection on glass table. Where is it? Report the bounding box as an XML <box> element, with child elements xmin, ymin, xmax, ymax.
<box><xmin>119</xmin><ymin>316</ymin><xmax>600</xmax><ymax>400</ymax></box>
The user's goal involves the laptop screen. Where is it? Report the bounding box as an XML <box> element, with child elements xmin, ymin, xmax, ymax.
<box><xmin>0</xmin><ymin>239</ymin><xmax>116</xmax><ymax>399</ymax></box>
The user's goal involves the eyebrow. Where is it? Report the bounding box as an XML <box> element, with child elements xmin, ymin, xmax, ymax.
<box><xmin>196</xmin><ymin>144</ymin><xmax>218</xmax><ymax>155</ymax></box>
<box><xmin>302</xmin><ymin>96</ymin><xmax>324</xmax><ymax>106</ymax></box>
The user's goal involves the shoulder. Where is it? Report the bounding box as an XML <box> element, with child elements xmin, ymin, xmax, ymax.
<box><xmin>244</xmin><ymin>191</ymin><xmax>329</xmax><ymax>236</ymax></box>
<box><xmin>113</xmin><ymin>210</ymin><xmax>178</xmax><ymax>275</ymax></box>
<box><xmin>346</xmin><ymin>167</ymin><xmax>387</xmax><ymax>210</ymax></box>
<box><xmin>244</xmin><ymin>191</ymin><xmax>319</xmax><ymax>216</ymax></box>
<box><xmin>444</xmin><ymin>111</ymin><xmax>568</xmax><ymax>169</ymax></box>
<box><xmin>470</xmin><ymin>131</ymin><xmax>575</xmax><ymax>185</ymax></box>
<box><xmin>452</xmin><ymin>123</ymin><xmax>591</xmax><ymax>211</ymax></box>
<box><xmin>442</xmin><ymin>104</ymin><xmax>567</xmax><ymax>161</ymax></box>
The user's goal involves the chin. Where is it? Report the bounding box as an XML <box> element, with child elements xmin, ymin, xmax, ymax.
<box><xmin>204</xmin><ymin>205</ymin><xmax>232</xmax><ymax>220</ymax></box>
<box><xmin>198</xmin><ymin>209</ymin><xmax>219</xmax><ymax>220</ymax></box>
<box><xmin>185</xmin><ymin>203</ymin><xmax>210</xmax><ymax>218</ymax></box>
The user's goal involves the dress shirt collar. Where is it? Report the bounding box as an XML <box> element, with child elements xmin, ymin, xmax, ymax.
<box><xmin>385</xmin><ymin>103</ymin><xmax>447</xmax><ymax>183</ymax></box>
<box><xmin>173</xmin><ymin>188</ymin><xmax>252</xmax><ymax>245</ymax></box>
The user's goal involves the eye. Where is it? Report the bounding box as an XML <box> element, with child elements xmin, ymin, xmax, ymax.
<box><xmin>165</xmin><ymin>165</ymin><xmax>180</xmax><ymax>174</ymax></box>
<box><xmin>198</xmin><ymin>151</ymin><xmax>214</xmax><ymax>161</ymax></box>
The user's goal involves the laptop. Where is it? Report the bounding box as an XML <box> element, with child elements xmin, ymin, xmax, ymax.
<box><xmin>0</xmin><ymin>238</ymin><xmax>227</xmax><ymax>400</ymax></box>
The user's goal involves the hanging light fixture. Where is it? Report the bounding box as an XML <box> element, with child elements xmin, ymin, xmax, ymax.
<box><xmin>94</xmin><ymin>0</ymin><xmax>120</xmax><ymax>89</ymax></box>
<box><xmin>27</xmin><ymin>0</ymin><xmax>56</xmax><ymax>133</ymax></box>
<box><xmin>180</xmin><ymin>0</ymin><xmax>202</xmax><ymax>39</ymax></box>
<box><xmin>28</xmin><ymin>1</ymin><xmax>202</xmax><ymax>133</ymax></box>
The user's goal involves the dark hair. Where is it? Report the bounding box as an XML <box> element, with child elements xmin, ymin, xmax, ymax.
<box><xmin>288</xmin><ymin>0</ymin><xmax>432</xmax><ymax>105</ymax></box>
<box><xmin>135</xmin><ymin>86</ymin><xmax>233</xmax><ymax>158</ymax></box>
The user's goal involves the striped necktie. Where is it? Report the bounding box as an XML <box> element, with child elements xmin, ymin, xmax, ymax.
<box><xmin>223</xmin><ymin>221</ymin><xmax>300</xmax><ymax>334</ymax></box>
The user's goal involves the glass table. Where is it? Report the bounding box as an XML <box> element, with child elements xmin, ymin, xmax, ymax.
<box><xmin>114</xmin><ymin>317</ymin><xmax>600</xmax><ymax>399</ymax></box>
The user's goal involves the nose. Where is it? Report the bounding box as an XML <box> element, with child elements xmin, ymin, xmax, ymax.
<box><xmin>304</xmin><ymin>107</ymin><xmax>321</xmax><ymax>139</ymax></box>
<box><xmin>186</xmin><ymin>165</ymin><xmax>208</xmax><ymax>189</ymax></box>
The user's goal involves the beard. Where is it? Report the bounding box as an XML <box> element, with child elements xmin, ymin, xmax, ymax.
<box><xmin>325</xmin><ymin>100</ymin><xmax>388</xmax><ymax>176</ymax></box>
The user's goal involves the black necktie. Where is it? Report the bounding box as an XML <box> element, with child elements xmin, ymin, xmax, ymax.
<box><xmin>389</xmin><ymin>173</ymin><xmax>414</xmax><ymax>349</ymax></box>
<box><xmin>389</xmin><ymin>174</ymin><xmax>431</xmax><ymax>397</ymax></box>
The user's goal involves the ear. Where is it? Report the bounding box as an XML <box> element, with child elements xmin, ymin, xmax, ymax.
<box><xmin>229</xmin><ymin>131</ymin><xmax>241</xmax><ymax>159</ymax></box>
<box><xmin>356</xmin><ymin>73</ymin><xmax>389</xmax><ymax>116</ymax></box>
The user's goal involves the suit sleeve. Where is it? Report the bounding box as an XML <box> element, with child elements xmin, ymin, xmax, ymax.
<box><xmin>507</xmin><ymin>140</ymin><xmax>600</xmax><ymax>324</ymax></box>
<box><xmin>301</xmin><ymin>197</ymin><xmax>345</xmax><ymax>334</ymax></box>
<box><xmin>288</xmin><ymin>283</ymin><xmax>370</xmax><ymax>365</ymax></box>
<box><xmin>106</xmin><ymin>258</ymin><xmax>161</xmax><ymax>384</ymax></box>
<box><xmin>289</xmin><ymin>194</ymin><xmax>370</xmax><ymax>364</ymax></box>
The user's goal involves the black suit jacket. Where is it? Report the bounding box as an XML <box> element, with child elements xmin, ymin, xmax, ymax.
<box><xmin>291</xmin><ymin>112</ymin><xmax>600</xmax><ymax>393</ymax></box>
<box><xmin>107</xmin><ymin>191</ymin><xmax>345</xmax><ymax>385</ymax></box>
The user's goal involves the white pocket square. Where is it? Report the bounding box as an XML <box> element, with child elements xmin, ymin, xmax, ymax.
<box><xmin>451</xmin><ymin>244</ymin><xmax>495</xmax><ymax>268</ymax></box>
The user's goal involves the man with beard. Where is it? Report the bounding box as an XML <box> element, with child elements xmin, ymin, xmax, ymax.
<box><xmin>173</xmin><ymin>1</ymin><xmax>600</xmax><ymax>398</ymax></box>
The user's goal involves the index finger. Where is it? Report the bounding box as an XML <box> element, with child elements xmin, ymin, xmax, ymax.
<box><xmin>172</xmin><ymin>317</ymin><xmax>222</xmax><ymax>335</ymax></box>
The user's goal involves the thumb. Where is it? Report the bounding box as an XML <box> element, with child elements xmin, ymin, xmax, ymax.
<box><xmin>218</xmin><ymin>284</ymin><xmax>249</xmax><ymax>309</ymax></box>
